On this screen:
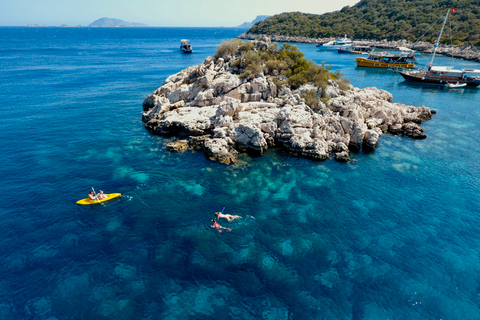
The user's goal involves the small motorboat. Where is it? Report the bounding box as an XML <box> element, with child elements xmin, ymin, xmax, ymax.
<box><xmin>446</xmin><ymin>82</ymin><xmax>467</xmax><ymax>88</ymax></box>
<box><xmin>180</xmin><ymin>39</ymin><xmax>193</xmax><ymax>53</ymax></box>
<box><xmin>317</xmin><ymin>34</ymin><xmax>352</xmax><ymax>49</ymax></box>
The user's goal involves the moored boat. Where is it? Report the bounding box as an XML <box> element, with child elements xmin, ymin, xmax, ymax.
<box><xmin>446</xmin><ymin>82</ymin><xmax>467</xmax><ymax>88</ymax></box>
<box><xmin>399</xmin><ymin>8</ymin><xmax>480</xmax><ymax>87</ymax></box>
<box><xmin>338</xmin><ymin>45</ymin><xmax>373</xmax><ymax>54</ymax></box>
<box><xmin>356</xmin><ymin>52</ymin><xmax>416</xmax><ymax>69</ymax></box>
<box><xmin>317</xmin><ymin>34</ymin><xmax>352</xmax><ymax>49</ymax></box>
<box><xmin>401</xmin><ymin>67</ymin><xmax>480</xmax><ymax>86</ymax></box>
<box><xmin>180</xmin><ymin>39</ymin><xmax>192</xmax><ymax>53</ymax></box>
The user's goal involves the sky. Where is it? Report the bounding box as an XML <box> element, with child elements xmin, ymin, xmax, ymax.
<box><xmin>0</xmin><ymin>0</ymin><xmax>361</xmax><ymax>27</ymax></box>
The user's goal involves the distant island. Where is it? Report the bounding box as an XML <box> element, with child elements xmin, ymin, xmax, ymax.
<box><xmin>88</xmin><ymin>17</ymin><xmax>148</xmax><ymax>27</ymax></box>
<box><xmin>237</xmin><ymin>15</ymin><xmax>269</xmax><ymax>29</ymax></box>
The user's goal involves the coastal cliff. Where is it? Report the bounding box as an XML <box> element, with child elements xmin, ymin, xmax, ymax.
<box><xmin>142</xmin><ymin>38</ymin><xmax>433</xmax><ymax>164</ymax></box>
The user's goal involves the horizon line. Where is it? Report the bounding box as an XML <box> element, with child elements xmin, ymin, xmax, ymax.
<box><xmin>0</xmin><ymin>25</ymin><xmax>251</xmax><ymax>28</ymax></box>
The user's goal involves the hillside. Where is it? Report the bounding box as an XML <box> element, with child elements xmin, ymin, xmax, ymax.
<box><xmin>246</xmin><ymin>0</ymin><xmax>480</xmax><ymax>45</ymax></box>
<box><xmin>88</xmin><ymin>17</ymin><xmax>148</xmax><ymax>27</ymax></box>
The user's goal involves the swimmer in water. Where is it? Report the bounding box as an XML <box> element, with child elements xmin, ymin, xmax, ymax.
<box><xmin>212</xmin><ymin>219</ymin><xmax>231</xmax><ymax>233</ymax></box>
<box><xmin>215</xmin><ymin>211</ymin><xmax>242</xmax><ymax>222</ymax></box>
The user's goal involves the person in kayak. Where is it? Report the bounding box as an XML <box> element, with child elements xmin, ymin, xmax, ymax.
<box><xmin>88</xmin><ymin>191</ymin><xmax>97</xmax><ymax>200</ymax></box>
<box><xmin>97</xmin><ymin>190</ymin><xmax>107</xmax><ymax>199</ymax></box>
<box><xmin>215</xmin><ymin>211</ymin><xmax>242</xmax><ymax>222</ymax></box>
<box><xmin>212</xmin><ymin>220</ymin><xmax>231</xmax><ymax>233</ymax></box>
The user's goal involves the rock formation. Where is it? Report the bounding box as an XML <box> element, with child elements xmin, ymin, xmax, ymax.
<box><xmin>142</xmin><ymin>40</ymin><xmax>434</xmax><ymax>164</ymax></box>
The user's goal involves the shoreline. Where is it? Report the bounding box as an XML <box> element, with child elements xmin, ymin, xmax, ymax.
<box><xmin>237</xmin><ymin>33</ymin><xmax>480</xmax><ymax>63</ymax></box>
<box><xmin>142</xmin><ymin>39</ymin><xmax>433</xmax><ymax>164</ymax></box>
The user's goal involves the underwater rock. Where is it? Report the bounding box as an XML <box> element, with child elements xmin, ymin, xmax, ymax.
<box><xmin>166</xmin><ymin>140</ymin><xmax>189</xmax><ymax>152</ymax></box>
<box><xmin>25</xmin><ymin>297</ymin><xmax>52</xmax><ymax>319</ymax></box>
<box><xmin>143</xmin><ymin>40</ymin><xmax>433</xmax><ymax>163</ymax></box>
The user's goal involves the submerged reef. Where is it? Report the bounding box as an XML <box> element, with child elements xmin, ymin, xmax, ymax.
<box><xmin>142</xmin><ymin>38</ymin><xmax>434</xmax><ymax>163</ymax></box>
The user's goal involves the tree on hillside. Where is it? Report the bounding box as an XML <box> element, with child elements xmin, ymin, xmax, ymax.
<box><xmin>246</xmin><ymin>0</ymin><xmax>480</xmax><ymax>45</ymax></box>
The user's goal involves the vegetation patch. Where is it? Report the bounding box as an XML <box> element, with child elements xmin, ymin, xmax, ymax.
<box><xmin>214</xmin><ymin>39</ymin><xmax>349</xmax><ymax>93</ymax></box>
<box><xmin>246</xmin><ymin>0</ymin><xmax>480</xmax><ymax>46</ymax></box>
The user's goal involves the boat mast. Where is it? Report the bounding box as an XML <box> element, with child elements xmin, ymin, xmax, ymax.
<box><xmin>430</xmin><ymin>8</ymin><xmax>450</xmax><ymax>65</ymax></box>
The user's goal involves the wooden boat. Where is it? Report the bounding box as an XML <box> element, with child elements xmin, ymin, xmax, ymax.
<box><xmin>356</xmin><ymin>52</ymin><xmax>416</xmax><ymax>69</ymax></box>
<box><xmin>401</xmin><ymin>67</ymin><xmax>480</xmax><ymax>86</ymax></box>
<box><xmin>76</xmin><ymin>193</ymin><xmax>122</xmax><ymax>205</ymax></box>
<box><xmin>180</xmin><ymin>39</ymin><xmax>192</xmax><ymax>53</ymax></box>
<box><xmin>399</xmin><ymin>8</ymin><xmax>480</xmax><ymax>87</ymax></box>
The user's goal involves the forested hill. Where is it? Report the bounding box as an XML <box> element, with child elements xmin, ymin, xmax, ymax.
<box><xmin>246</xmin><ymin>0</ymin><xmax>480</xmax><ymax>45</ymax></box>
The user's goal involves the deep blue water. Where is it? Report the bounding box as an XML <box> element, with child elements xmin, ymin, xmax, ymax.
<box><xmin>1</xmin><ymin>27</ymin><xmax>480</xmax><ymax>319</ymax></box>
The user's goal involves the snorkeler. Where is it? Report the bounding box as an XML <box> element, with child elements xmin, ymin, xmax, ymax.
<box><xmin>215</xmin><ymin>211</ymin><xmax>242</xmax><ymax>222</ymax></box>
<box><xmin>212</xmin><ymin>219</ymin><xmax>231</xmax><ymax>233</ymax></box>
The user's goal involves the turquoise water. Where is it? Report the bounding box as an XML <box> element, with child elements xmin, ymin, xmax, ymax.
<box><xmin>1</xmin><ymin>27</ymin><xmax>480</xmax><ymax>319</ymax></box>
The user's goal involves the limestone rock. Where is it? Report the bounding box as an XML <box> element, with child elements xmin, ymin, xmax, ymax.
<box><xmin>142</xmin><ymin>40</ymin><xmax>434</xmax><ymax>163</ymax></box>
<box><xmin>203</xmin><ymin>138</ymin><xmax>238</xmax><ymax>164</ymax></box>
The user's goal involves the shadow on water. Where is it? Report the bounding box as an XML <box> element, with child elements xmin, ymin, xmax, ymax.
<box><xmin>398</xmin><ymin>80</ymin><xmax>480</xmax><ymax>93</ymax></box>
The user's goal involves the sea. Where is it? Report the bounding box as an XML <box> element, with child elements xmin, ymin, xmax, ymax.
<box><xmin>1</xmin><ymin>27</ymin><xmax>480</xmax><ymax>320</ymax></box>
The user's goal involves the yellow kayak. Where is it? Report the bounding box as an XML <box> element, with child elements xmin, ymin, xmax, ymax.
<box><xmin>76</xmin><ymin>193</ymin><xmax>121</xmax><ymax>205</ymax></box>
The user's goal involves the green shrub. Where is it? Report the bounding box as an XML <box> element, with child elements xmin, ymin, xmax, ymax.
<box><xmin>333</xmin><ymin>69</ymin><xmax>351</xmax><ymax>91</ymax></box>
<box><xmin>300</xmin><ymin>90</ymin><xmax>320</xmax><ymax>108</ymax></box>
<box><xmin>238</xmin><ymin>41</ymin><xmax>255</xmax><ymax>52</ymax></box>
<box><xmin>272</xmin><ymin>77</ymin><xmax>285</xmax><ymax>89</ymax></box>
<box><xmin>230</xmin><ymin>58</ymin><xmax>241</xmax><ymax>68</ymax></box>
<box><xmin>239</xmin><ymin>69</ymin><xmax>253</xmax><ymax>79</ymax></box>
<box><xmin>214</xmin><ymin>40</ymin><xmax>350</xmax><ymax>92</ymax></box>
<box><xmin>240</xmin><ymin>50</ymin><xmax>261</xmax><ymax>68</ymax></box>
<box><xmin>337</xmin><ymin>78</ymin><xmax>351</xmax><ymax>91</ymax></box>
<box><xmin>265</xmin><ymin>59</ymin><xmax>289</xmax><ymax>75</ymax></box>
<box><xmin>214</xmin><ymin>39</ymin><xmax>242</xmax><ymax>58</ymax></box>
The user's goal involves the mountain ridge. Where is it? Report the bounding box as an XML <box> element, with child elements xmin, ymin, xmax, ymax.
<box><xmin>88</xmin><ymin>17</ymin><xmax>148</xmax><ymax>27</ymax></box>
<box><xmin>237</xmin><ymin>15</ymin><xmax>270</xmax><ymax>28</ymax></box>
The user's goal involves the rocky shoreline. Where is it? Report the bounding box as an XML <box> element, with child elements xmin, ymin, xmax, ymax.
<box><xmin>142</xmin><ymin>38</ymin><xmax>434</xmax><ymax>164</ymax></box>
<box><xmin>237</xmin><ymin>33</ymin><xmax>480</xmax><ymax>63</ymax></box>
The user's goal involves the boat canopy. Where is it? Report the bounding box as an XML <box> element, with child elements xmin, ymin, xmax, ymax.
<box><xmin>398</xmin><ymin>46</ymin><xmax>414</xmax><ymax>52</ymax></box>
<box><xmin>429</xmin><ymin>66</ymin><xmax>473</xmax><ymax>76</ymax></box>
<box><xmin>462</xmin><ymin>68</ymin><xmax>480</xmax><ymax>74</ymax></box>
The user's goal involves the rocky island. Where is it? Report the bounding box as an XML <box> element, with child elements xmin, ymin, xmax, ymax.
<box><xmin>142</xmin><ymin>38</ymin><xmax>434</xmax><ymax>164</ymax></box>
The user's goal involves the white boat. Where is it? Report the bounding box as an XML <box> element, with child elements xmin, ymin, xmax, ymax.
<box><xmin>317</xmin><ymin>34</ymin><xmax>352</xmax><ymax>49</ymax></box>
<box><xmin>446</xmin><ymin>82</ymin><xmax>467</xmax><ymax>88</ymax></box>
<box><xmin>338</xmin><ymin>45</ymin><xmax>373</xmax><ymax>54</ymax></box>
<box><xmin>180</xmin><ymin>39</ymin><xmax>192</xmax><ymax>53</ymax></box>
